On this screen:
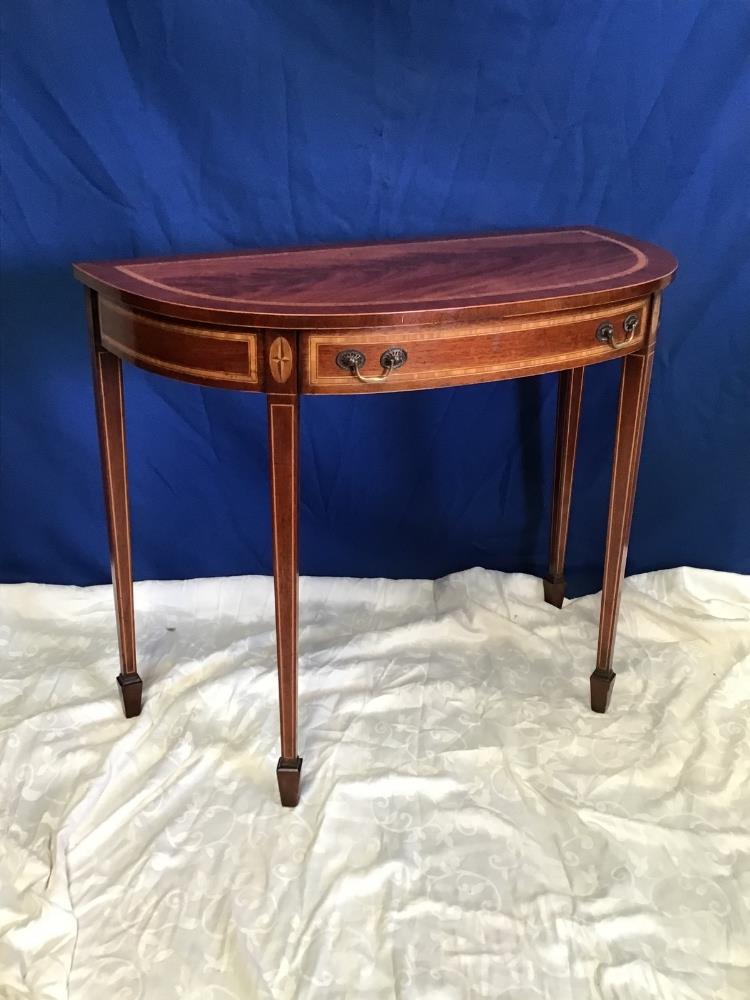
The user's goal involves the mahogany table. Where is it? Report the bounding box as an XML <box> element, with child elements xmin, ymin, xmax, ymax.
<box><xmin>74</xmin><ymin>227</ymin><xmax>677</xmax><ymax>806</ymax></box>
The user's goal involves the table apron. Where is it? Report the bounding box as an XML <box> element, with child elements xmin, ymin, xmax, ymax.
<box><xmin>94</xmin><ymin>293</ymin><xmax>653</xmax><ymax>394</ymax></box>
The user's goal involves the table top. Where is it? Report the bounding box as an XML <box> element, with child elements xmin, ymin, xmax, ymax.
<box><xmin>75</xmin><ymin>226</ymin><xmax>677</xmax><ymax>329</ymax></box>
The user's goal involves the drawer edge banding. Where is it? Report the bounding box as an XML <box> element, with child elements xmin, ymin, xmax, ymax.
<box><xmin>307</xmin><ymin>298</ymin><xmax>649</xmax><ymax>389</ymax></box>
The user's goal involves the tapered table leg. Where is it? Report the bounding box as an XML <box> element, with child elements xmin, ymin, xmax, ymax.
<box><xmin>544</xmin><ymin>366</ymin><xmax>585</xmax><ymax>608</ymax></box>
<box><xmin>86</xmin><ymin>291</ymin><xmax>142</xmax><ymax>717</ymax></box>
<box><xmin>266</xmin><ymin>332</ymin><xmax>302</xmax><ymax>806</ymax></box>
<box><xmin>591</xmin><ymin>345</ymin><xmax>656</xmax><ymax>712</ymax></box>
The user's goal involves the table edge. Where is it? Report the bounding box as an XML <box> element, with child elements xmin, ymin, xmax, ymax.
<box><xmin>74</xmin><ymin>226</ymin><xmax>677</xmax><ymax>330</ymax></box>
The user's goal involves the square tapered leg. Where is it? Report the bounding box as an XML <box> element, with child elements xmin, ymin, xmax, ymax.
<box><xmin>594</xmin><ymin>341</ymin><xmax>657</xmax><ymax>713</ymax></box>
<box><xmin>545</xmin><ymin>368</ymin><xmax>584</xmax><ymax>609</ymax></box>
<box><xmin>266</xmin><ymin>334</ymin><xmax>302</xmax><ymax>806</ymax></box>
<box><xmin>88</xmin><ymin>292</ymin><xmax>142</xmax><ymax>720</ymax></box>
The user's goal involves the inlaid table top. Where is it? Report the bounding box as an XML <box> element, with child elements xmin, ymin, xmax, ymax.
<box><xmin>74</xmin><ymin>226</ymin><xmax>677</xmax><ymax>329</ymax></box>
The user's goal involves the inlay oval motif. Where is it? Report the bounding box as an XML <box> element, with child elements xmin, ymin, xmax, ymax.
<box><xmin>269</xmin><ymin>336</ymin><xmax>293</xmax><ymax>384</ymax></box>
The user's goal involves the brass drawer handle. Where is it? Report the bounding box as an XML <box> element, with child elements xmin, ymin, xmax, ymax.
<box><xmin>596</xmin><ymin>313</ymin><xmax>639</xmax><ymax>350</ymax></box>
<box><xmin>335</xmin><ymin>347</ymin><xmax>408</xmax><ymax>383</ymax></box>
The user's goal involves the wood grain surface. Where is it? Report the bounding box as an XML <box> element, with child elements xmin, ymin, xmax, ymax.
<box><xmin>74</xmin><ymin>227</ymin><xmax>677</xmax><ymax>329</ymax></box>
<box><xmin>302</xmin><ymin>298</ymin><xmax>649</xmax><ymax>393</ymax></box>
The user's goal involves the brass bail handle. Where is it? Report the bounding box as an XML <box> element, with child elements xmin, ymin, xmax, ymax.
<box><xmin>596</xmin><ymin>313</ymin><xmax>640</xmax><ymax>350</ymax></box>
<box><xmin>336</xmin><ymin>347</ymin><xmax>408</xmax><ymax>383</ymax></box>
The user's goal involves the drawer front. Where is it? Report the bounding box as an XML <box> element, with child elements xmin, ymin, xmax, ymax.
<box><xmin>98</xmin><ymin>298</ymin><xmax>260</xmax><ymax>390</ymax></box>
<box><xmin>302</xmin><ymin>299</ymin><xmax>650</xmax><ymax>394</ymax></box>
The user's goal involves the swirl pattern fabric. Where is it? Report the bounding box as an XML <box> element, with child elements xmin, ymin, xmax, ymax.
<box><xmin>1</xmin><ymin>567</ymin><xmax>749</xmax><ymax>998</ymax></box>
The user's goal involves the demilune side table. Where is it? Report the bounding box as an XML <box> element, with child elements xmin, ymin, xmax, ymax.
<box><xmin>74</xmin><ymin>227</ymin><xmax>677</xmax><ymax>806</ymax></box>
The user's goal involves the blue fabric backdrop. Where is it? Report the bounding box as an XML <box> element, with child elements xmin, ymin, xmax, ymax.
<box><xmin>2</xmin><ymin>1</ymin><xmax>749</xmax><ymax>592</ymax></box>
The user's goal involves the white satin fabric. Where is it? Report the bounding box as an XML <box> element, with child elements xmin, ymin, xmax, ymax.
<box><xmin>1</xmin><ymin>567</ymin><xmax>748</xmax><ymax>1000</ymax></box>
